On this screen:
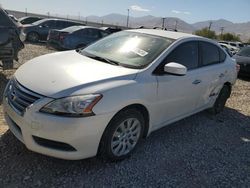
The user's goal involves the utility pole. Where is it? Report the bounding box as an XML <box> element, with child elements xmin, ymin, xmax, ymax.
<box><xmin>101</xmin><ymin>20</ymin><xmax>104</xmax><ymax>27</ymax></box>
<box><xmin>25</xmin><ymin>8</ymin><xmax>27</xmax><ymax>16</ymax></box>
<box><xmin>174</xmin><ymin>20</ymin><xmax>178</xmax><ymax>31</ymax></box>
<box><xmin>208</xmin><ymin>21</ymin><xmax>212</xmax><ymax>30</ymax></box>
<box><xmin>126</xmin><ymin>9</ymin><xmax>130</xmax><ymax>28</ymax></box>
<box><xmin>162</xmin><ymin>17</ymin><xmax>166</xmax><ymax>30</ymax></box>
<box><xmin>220</xmin><ymin>27</ymin><xmax>224</xmax><ymax>35</ymax></box>
<box><xmin>78</xmin><ymin>12</ymin><xmax>80</xmax><ymax>20</ymax></box>
<box><xmin>47</xmin><ymin>12</ymin><xmax>50</xmax><ymax>18</ymax></box>
<box><xmin>85</xmin><ymin>17</ymin><xmax>88</xmax><ymax>25</ymax></box>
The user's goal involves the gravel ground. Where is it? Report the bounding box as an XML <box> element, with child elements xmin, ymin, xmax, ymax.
<box><xmin>0</xmin><ymin>44</ymin><xmax>250</xmax><ymax>187</ymax></box>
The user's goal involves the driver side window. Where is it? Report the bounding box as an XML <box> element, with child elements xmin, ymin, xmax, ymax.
<box><xmin>166</xmin><ymin>41</ymin><xmax>198</xmax><ymax>70</ymax></box>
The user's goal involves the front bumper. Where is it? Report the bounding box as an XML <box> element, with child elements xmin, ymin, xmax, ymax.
<box><xmin>2</xmin><ymin>94</ymin><xmax>114</xmax><ymax>160</ymax></box>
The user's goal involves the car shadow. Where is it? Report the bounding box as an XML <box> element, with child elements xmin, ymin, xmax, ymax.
<box><xmin>0</xmin><ymin>107</ymin><xmax>250</xmax><ymax>186</ymax></box>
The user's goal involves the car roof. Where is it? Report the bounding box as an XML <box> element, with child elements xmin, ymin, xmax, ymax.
<box><xmin>39</xmin><ymin>18</ymin><xmax>81</xmax><ymax>23</ymax></box>
<box><xmin>127</xmin><ymin>29</ymin><xmax>199</xmax><ymax>40</ymax></box>
<box><xmin>60</xmin><ymin>26</ymin><xmax>98</xmax><ymax>32</ymax></box>
<box><xmin>18</xmin><ymin>16</ymin><xmax>42</xmax><ymax>21</ymax></box>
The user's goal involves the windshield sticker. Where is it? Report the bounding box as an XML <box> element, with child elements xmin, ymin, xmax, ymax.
<box><xmin>131</xmin><ymin>48</ymin><xmax>148</xmax><ymax>57</ymax></box>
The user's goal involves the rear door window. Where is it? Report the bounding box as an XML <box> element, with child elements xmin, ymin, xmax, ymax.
<box><xmin>200</xmin><ymin>42</ymin><xmax>220</xmax><ymax>66</ymax></box>
<box><xmin>43</xmin><ymin>20</ymin><xmax>56</xmax><ymax>28</ymax></box>
<box><xmin>219</xmin><ymin>48</ymin><xmax>227</xmax><ymax>62</ymax></box>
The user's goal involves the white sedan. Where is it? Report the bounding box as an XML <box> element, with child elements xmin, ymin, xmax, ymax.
<box><xmin>3</xmin><ymin>29</ymin><xmax>237</xmax><ymax>160</ymax></box>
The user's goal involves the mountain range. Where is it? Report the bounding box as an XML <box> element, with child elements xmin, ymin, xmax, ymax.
<box><xmin>85</xmin><ymin>14</ymin><xmax>250</xmax><ymax>42</ymax></box>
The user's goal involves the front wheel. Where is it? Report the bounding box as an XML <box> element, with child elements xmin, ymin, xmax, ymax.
<box><xmin>27</xmin><ymin>32</ymin><xmax>39</xmax><ymax>43</ymax></box>
<box><xmin>209</xmin><ymin>85</ymin><xmax>231</xmax><ymax>114</ymax></box>
<box><xmin>99</xmin><ymin>109</ymin><xmax>144</xmax><ymax>161</ymax></box>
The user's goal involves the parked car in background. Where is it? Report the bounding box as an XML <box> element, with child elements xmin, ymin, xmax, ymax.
<box><xmin>47</xmin><ymin>26</ymin><xmax>110</xmax><ymax>50</ymax></box>
<box><xmin>3</xmin><ymin>29</ymin><xmax>237</xmax><ymax>160</ymax></box>
<box><xmin>22</xmin><ymin>18</ymin><xmax>85</xmax><ymax>42</ymax></box>
<box><xmin>219</xmin><ymin>41</ymin><xmax>244</xmax><ymax>50</ymax></box>
<box><xmin>0</xmin><ymin>8</ymin><xmax>24</xmax><ymax>70</ymax></box>
<box><xmin>219</xmin><ymin>43</ymin><xmax>233</xmax><ymax>56</ymax></box>
<box><xmin>233</xmin><ymin>46</ymin><xmax>250</xmax><ymax>76</ymax></box>
<box><xmin>100</xmin><ymin>27</ymin><xmax>122</xmax><ymax>34</ymax></box>
<box><xmin>219</xmin><ymin>42</ymin><xmax>239</xmax><ymax>55</ymax></box>
<box><xmin>18</xmin><ymin>16</ymin><xmax>43</xmax><ymax>25</ymax></box>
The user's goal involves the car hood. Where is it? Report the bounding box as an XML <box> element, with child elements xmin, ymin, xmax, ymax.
<box><xmin>15</xmin><ymin>50</ymin><xmax>139</xmax><ymax>97</ymax></box>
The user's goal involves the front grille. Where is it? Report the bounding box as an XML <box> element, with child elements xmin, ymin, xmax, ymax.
<box><xmin>5</xmin><ymin>79</ymin><xmax>42</xmax><ymax>116</ymax></box>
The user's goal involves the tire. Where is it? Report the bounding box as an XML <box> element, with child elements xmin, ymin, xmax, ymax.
<box><xmin>209</xmin><ymin>85</ymin><xmax>231</xmax><ymax>114</ymax></box>
<box><xmin>99</xmin><ymin>109</ymin><xmax>145</xmax><ymax>161</ymax></box>
<box><xmin>27</xmin><ymin>32</ymin><xmax>39</xmax><ymax>43</ymax></box>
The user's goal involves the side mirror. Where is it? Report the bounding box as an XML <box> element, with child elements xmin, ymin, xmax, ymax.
<box><xmin>164</xmin><ymin>62</ymin><xmax>187</xmax><ymax>76</ymax></box>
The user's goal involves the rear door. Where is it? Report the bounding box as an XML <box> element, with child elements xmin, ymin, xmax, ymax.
<box><xmin>40</xmin><ymin>20</ymin><xmax>56</xmax><ymax>39</ymax></box>
<box><xmin>195</xmin><ymin>41</ymin><xmax>229</xmax><ymax>108</ymax></box>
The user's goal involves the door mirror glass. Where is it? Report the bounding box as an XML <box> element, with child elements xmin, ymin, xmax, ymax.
<box><xmin>164</xmin><ymin>62</ymin><xmax>187</xmax><ymax>76</ymax></box>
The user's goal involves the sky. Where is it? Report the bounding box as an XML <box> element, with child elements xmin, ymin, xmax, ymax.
<box><xmin>1</xmin><ymin>0</ymin><xmax>250</xmax><ymax>23</ymax></box>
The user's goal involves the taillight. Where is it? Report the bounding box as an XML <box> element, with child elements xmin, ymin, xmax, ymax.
<box><xmin>236</xmin><ymin>64</ymin><xmax>240</xmax><ymax>72</ymax></box>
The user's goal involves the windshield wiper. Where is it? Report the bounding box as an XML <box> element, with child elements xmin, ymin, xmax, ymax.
<box><xmin>92</xmin><ymin>56</ymin><xmax>119</xmax><ymax>66</ymax></box>
<box><xmin>80</xmin><ymin>51</ymin><xmax>120</xmax><ymax>66</ymax></box>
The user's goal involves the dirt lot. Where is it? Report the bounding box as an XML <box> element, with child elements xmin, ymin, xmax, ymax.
<box><xmin>0</xmin><ymin>44</ymin><xmax>250</xmax><ymax>187</ymax></box>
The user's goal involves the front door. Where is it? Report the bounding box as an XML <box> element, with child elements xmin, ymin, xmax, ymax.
<box><xmin>153</xmin><ymin>41</ymin><xmax>203</xmax><ymax>127</ymax></box>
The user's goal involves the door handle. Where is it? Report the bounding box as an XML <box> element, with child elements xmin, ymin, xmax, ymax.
<box><xmin>192</xmin><ymin>80</ymin><xmax>202</xmax><ymax>85</ymax></box>
<box><xmin>219</xmin><ymin>73</ymin><xmax>225</xmax><ymax>78</ymax></box>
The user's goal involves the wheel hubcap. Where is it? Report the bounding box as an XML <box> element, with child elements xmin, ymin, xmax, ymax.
<box><xmin>111</xmin><ymin>118</ymin><xmax>141</xmax><ymax>156</ymax></box>
<box><xmin>29</xmin><ymin>33</ymin><xmax>38</xmax><ymax>41</ymax></box>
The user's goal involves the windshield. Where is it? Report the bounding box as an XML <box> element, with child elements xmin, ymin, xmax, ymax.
<box><xmin>80</xmin><ymin>31</ymin><xmax>174</xmax><ymax>68</ymax></box>
<box><xmin>238</xmin><ymin>47</ymin><xmax>250</xmax><ymax>57</ymax></box>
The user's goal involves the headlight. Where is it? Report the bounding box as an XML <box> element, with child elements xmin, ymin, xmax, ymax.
<box><xmin>40</xmin><ymin>94</ymin><xmax>102</xmax><ymax>117</ymax></box>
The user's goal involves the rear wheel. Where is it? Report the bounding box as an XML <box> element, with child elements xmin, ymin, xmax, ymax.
<box><xmin>209</xmin><ymin>85</ymin><xmax>231</xmax><ymax>114</ymax></box>
<box><xmin>99</xmin><ymin>109</ymin><xmax>144</xmax><ymax>161</ymax></box>
<box><xmin>27</xmin><ymin>32</ymin><xmax>39</xmax><ymax>43</ymax></box>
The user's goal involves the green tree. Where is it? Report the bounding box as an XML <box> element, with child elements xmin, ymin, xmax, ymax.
<box><xmin>219</xmin><ymin>33</ymin><xmax>241</xmax><ymax>42</ymax></box>
<box><xmin>194</xmin><ymin>27</ymin><xmax>217</xmax><ymax>39</ymax></box>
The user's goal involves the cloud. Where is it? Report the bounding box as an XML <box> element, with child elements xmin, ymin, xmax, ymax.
<box><xmin>172</xmin><ymin>10</ymin><xmax>181</xmax><ymax>14</ymax></box>
<box><xmin>172</xmin><ymin>10</ymin><xmax>191</xmax><ymax>15</ymax></box>
<box><xmin>184</xmin><ymin>11</ymin><xmax>191</xmax><ymax>15</ymax></box>
<box><xmin>130</xmin><ymin>5</ymin><xmax>150</xmax><ymax>12</ymax></box>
